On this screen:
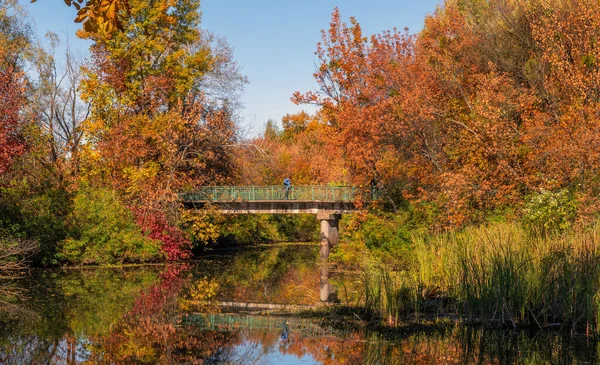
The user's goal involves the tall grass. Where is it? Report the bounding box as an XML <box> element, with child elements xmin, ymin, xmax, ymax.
<box><xmin>362</xmin><ymin>266</ymin><xmax>419</xmax><ymax>325</ymax></box>
<box><xmin>360</xmin><ymin>221</ymin><xmax>600</xmax><ymax>332</ymax></box>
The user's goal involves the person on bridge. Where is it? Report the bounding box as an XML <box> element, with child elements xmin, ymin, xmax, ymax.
<box><xmin>283</xmin><ymin>177</ymin><xmax>291</xmax><ymax>199</ymax></box>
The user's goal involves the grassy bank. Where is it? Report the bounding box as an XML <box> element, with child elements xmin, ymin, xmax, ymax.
<box><xmin>337</xmin><ymin>220</ymin><xmax>600</xmax><ymax>333</ymax></box>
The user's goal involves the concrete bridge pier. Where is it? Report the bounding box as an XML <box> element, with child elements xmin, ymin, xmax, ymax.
<box><xmin>317</xmin><ymin>212</ymin><xmax>341</xmax><ymax>302</ymax></box>
<box><xmin>317</xmin><ymin>212</ymin><xmax>340</xmax><ymax>260</ymax></box>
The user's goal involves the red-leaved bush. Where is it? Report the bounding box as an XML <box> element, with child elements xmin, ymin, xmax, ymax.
<box><xmin>134</xmin><ymin>208</ymin><xmax>192</xmax><ymax>261</ymax></box>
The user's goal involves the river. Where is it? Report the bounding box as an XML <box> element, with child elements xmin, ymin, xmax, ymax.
<box><xmin>0</xmin><ymin>245</ymin><xmax>597</xmax><ymax>364</ymax></box>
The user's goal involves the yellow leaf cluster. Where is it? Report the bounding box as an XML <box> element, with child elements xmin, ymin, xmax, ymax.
<box><xmin>180</xmin><ymin>209</ymin><xmax>221</xmax><ymax>244</ymax></box>
<box><xmin>179</xmin><ymin>277</ymin><xmax>219</xmax><ymax>312</ymax></box>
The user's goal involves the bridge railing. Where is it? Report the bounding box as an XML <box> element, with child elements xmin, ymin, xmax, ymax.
<box><xmin>180</xmin><ymin>185</ymin><xmax>371</xmax><ymax>202</ymax></box>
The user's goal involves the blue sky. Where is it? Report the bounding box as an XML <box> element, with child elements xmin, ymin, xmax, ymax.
<box><xmin>20</xmin><ymin>0</ymin><xmax>441</xmax><ymax>135</ymax></box>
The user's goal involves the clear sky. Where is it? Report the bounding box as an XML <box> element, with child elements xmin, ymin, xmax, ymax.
<box><xmin>19</xmin><ymin>0</ymin><xmax>441</xmax><ymax>136</ymax></box>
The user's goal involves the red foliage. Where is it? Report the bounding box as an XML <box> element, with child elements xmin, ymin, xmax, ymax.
<box><xmin>0</xmin><ymin>65</ymin><xmax>25</xmax><ymax>174</ymax></box>
<box><xmin>129</xmin><ymin>264</ymin><xmax>190</xmax><ymax>318</ymax></box>
<box><xmin>134</xmin><ymin>208</ymin><xmax>193</xmax><ymax>260</ymax></box>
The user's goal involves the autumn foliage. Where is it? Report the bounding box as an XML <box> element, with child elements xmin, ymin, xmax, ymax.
<box><xmin>134</xmin><ymin>208</ymin><xmax>192</xmax><ymax>261</ymax></box>
<box><xmin>0</xmin><ymin>64</ymin><xmax>25</xmax><ymax>174</ymax></box>
<box><xmin>8</xmin><ymin>0</ymin><xmax>600</xmax><ymax>265</ymax></box>
<box><xmin>73</xmin><ymin>0</ymin><xmax>244</xmax><ymax>260</ymax></box>
<box><xmin>0</xmin><ymin>4</ymin><xmax>26</xmax><ymax>175</ymax></box>
<box><xmin>288</xmin><ymin>1</ymin><xmax>600</xmax><ymax>226</ymax></box>
<box><xmin>235</xmin><ymin>110</ymin><xmax>347</xmax><ymax>186</ymax></box>
<box><xmin>0</xmin><ymin>0</ymin><xmax>246</xmax><ymax>265</ymax></box>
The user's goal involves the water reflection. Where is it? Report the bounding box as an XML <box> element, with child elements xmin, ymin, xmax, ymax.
<box><xmin>208</xmin><ymin>246</ymin><xmax>322</xmax><ymax>305</ymax></box>
<box><xmin>0</xmin><ymin>246</ymin><xmax>599</xmax><ymax>364</ymax></box>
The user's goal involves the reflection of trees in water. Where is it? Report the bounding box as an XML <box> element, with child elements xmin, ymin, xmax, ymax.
<box><xmin>1</xmin><ymin>335</ymin><xmax>89</xmax><ymax>365</ymax></box>
<box><xmin>206</xmin><ymin>336</ymin><xmax>267</xmax><ymax>365</ymax></box>
<box><xmin>0</xmin><ymin>265</ymin><xmax>170</xmax><ymax>364</ymax></box>
<box><xmin>215</xmin><ymin>246</ymin><xmax>321</xmax><ymax>305</ymax></box>
<box><xmin>1</xmin><ymin>254</ymin><xmax>600</xmax><ymax>364</ymax></box>
<box><xmin>0</xmin><ymin>237</ymin><xmax>39</xmax><ymax>323</ymax></box>
<box><xmin>219</xmin><ymin>324</ymin><xmax>599</xmax><ymax>365</ymax></box>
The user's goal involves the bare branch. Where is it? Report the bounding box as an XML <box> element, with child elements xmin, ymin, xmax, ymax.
<box><xmin>0</xmin><ymin>237</ymin><xmax>38</xmax><ymax>274</ymax></box>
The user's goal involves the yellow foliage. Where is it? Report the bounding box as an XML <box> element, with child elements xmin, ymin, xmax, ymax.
<box><xmin>180</xmin><ymin>208</ymin><xmax>222</xmax><ymax>245</ymax></box>
<box><xmin>179</xmin><ymin>277</ymin><xmax>219</xmax><ymax>312</ymax></box>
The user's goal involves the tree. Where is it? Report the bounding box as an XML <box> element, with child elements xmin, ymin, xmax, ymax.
<box><xmin>295</xmin><ymin>5</ymin><xmax>530</xmax><ymax>225</ymax></box>
<box><xmin>523</xmin><ymin>0</ymin><xmax>600</xmax><ymax>205</ymax></box>
<box><xmin>0</xmin><ymin>64</ymin><xmax>25</xmax><ymax>174</ymax></box>
<box><xmin>281</xmin><ymin>110</ymin><xmax>310</xmax><ymax>137</ymax></box>
<box><xmin>78</xmin><ymin>0</ymin><xmax>246</xmax><ymax>258</ymax></box>
<box><xmin>27</xmin><ymin>33</ymin><xmax>89</xmax><ymax>182</ymax></box>
<box><xmin>0</xmin><ymin>0</ymin><xmax>30</xmax><ymax>174</ymax></box>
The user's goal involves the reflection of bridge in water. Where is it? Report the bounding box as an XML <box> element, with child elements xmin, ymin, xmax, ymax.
<box><xmin>181</xmin><ymin>313</ymin><xmax>341</xmax><ymax>337</ymax></box>
<box><xmin>181</xmin><ymin>185</ymin><xmax>380</xmax><ymax>302</ymax></box>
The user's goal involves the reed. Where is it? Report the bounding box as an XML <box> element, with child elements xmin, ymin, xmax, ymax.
<box><xmin>359</xmin><ymin>221</ymin><xmax>600</xmax><ymax>332</ymax></box>
<box><xmin>361</xmin><ymin>263</ymin><xmax>421</xmax><ymax>325</ymax></box>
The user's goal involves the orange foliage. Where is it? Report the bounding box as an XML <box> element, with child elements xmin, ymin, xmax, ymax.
<box><xmin>234</xmin><ymin>110</ymin><xmax>348</xmax><ymax>186</ymax></box>
<box><xmin>288</xmin><ymin>1</ymin><xmax>600</xmax><ymax>226</ymax></box>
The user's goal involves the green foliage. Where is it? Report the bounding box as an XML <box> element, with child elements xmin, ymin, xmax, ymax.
<box><xmin>263</xmin><ymin>119</ymin><xmax>282</xmax><ymax>140</ymax></box>
<box><xmin>335</xmin><ymin>210</ymin><xmax>421</xmax><ymax>268</ymax></box>
<box><xmin>270</xmin><ymin>214</ymin><xmax>319</xmax><ymax>242</ymax></box>
<box><xmin>57</xmin><ymin>186</ymin><xmax>162</xmax><ymax>265</ymax></box>
<box><xmin>0</xmin><ymin>180</ymin><xmax>70</xmax><ymax>265</ymax></box>
<box><xmin>217</xmin><ymin>214</ymin><xmax>318</xmax><ymax>245</ymax></box>
<box><xmin>522</xmin><ymin>188</ymin><xmax>576</xmax><ymax>235</ymax></box>
<box><xmin>484</xmin><ymin>205</ymin><xmax>516</xmax><ymax>224</ymax></box>
<box><xmin>218</xmin><ymin>215</ymin><xmax>281</xmax><ymax>245</ymax></box>
<box><xmin>359</xmin><ymin>213</ymin><xmax>412</xmax><ymax>252</ymax></box>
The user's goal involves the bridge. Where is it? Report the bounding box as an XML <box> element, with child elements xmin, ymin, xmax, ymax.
<box><xmin>180</xmin><ymin>185</ymin><xmax>368</xmax><ymax>213</ymax></box>
<box><xmin>180</xmin><ymin>185</ymin><xmax>377</xmax><ymax>301</ymax></box>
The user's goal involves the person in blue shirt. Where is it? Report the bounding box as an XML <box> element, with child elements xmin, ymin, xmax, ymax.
<box><xmin>283</xmin><ymin>177</ymin><xmax>291</xmax><ymax>199</ymax></box>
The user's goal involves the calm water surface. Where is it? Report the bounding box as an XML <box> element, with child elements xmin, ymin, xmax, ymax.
<box><xmin>0</xmin><ymin>245</ymin><xmax>598</xmax><ymax>364</ymax></box>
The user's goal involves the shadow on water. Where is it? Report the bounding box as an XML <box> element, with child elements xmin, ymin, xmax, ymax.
<box><xmin>0</xmin><ymin>245</ymin><xmax>598</xmax><ymax>364</ymax></box>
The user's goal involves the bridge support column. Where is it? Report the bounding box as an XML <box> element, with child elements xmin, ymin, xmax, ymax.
<box><xmin>317</xmin><ymin>212</ymin><xmax>341</xmax><ymax>259</ymax></box>
<box><xmin>317</xmin><ymin>212</ymin><xmax>341</xmax><ymax>302</ymax></box>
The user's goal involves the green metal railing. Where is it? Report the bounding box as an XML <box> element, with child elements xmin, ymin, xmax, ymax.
<box><xmin>180</xmin><ymin>185</ymin><xmax>378</xmax><ymax>202</ymax></box>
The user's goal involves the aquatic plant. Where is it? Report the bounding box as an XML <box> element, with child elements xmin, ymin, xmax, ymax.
<box><xmin>358</xmin><ymin>221</ymin><xmax>600</xmax><ymax>333</ymax></box>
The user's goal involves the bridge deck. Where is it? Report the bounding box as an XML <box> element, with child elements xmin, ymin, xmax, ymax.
<box><xmin>182</xmin><ymin>200</ymin><xmax>355</xmax><ymax>214</ymax></box>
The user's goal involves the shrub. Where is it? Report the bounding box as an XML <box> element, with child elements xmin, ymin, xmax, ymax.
<box><xmin>134</xmin><ymin>208</ymin><xmax>192</xmax><ymax>261</ymax></box>
<box><xmin>0</xmin><ymin>180</ymin><xmax>70</xmax><ymax>266</ymax></box>
<box><xmin>58</xmin><ymin>187</ymin><xmax>162</xmax><ymax>265</ymax></box>
<box><xmin>522</xmin><ymin>188</ymin><xmax>576</xmax><ymax>235</ymax></box>
<box><xmin>335</xmin><ymin>212</ymin><xmax>414</xmax><ymax>269</ymax></box>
